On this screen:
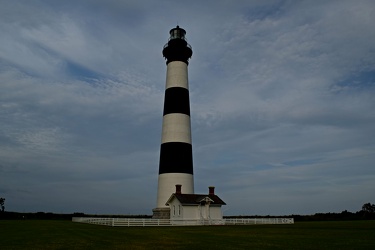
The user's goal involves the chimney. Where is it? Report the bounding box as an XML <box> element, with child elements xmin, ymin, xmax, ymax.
<box><xmin>175</xmin><ymin>184</ymin><xmax>182</xmax><ymax>194</ymax></box>
<box><xmin>209</xmin><ymin>186</ymin><xmax>215</xmax><ymax>195</ymax></box>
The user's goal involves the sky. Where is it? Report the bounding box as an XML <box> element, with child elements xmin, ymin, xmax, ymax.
<box><xmin>1</xmin><ymin>0</ymin><xmax>375</xmax><ymax>216</ymax></box>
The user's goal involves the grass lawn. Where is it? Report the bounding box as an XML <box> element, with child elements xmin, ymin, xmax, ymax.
<box><xmin>1</xmin><ymin>220</ymin><xmax>374</xmax><ymax>249</ymax></box>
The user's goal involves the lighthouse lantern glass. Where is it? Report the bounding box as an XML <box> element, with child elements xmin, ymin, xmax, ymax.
<box><xmin>170</xmin><ymin>28</ymin><xmax>185</xmax><ymax>40</ymax></box>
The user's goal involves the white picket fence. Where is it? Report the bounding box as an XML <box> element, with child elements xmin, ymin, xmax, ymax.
<box><xmin>225</xmin><ymin>218</ymin><xmax>294</xmax><ymax>225</ymax></box>
<box><xmin>72</xmin><ymin>217</ymin><xmax>294</xmax><ymax>227</ymax></box>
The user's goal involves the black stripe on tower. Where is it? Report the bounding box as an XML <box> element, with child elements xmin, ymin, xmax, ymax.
<box><xmin>159</xmin><ymin>142</ymin><xmax>193</xmax><ymax>174</ymax></box>
<box><xmin>163</xmin><ymin>87</ymin><xmax>190</xmax><ymax>116</ymax></box>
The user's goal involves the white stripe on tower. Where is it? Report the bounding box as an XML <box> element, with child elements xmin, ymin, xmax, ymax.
<box><xmin>155</xmin><ymin>26</ymin><xmax>194</xmax><ymax>210</ymax></box>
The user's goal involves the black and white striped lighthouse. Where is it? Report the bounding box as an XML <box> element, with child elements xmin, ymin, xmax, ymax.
<box><xmin>153</xmin><ymin>26</ymin><xmax>194</xmax><ymax>218</ymax></box>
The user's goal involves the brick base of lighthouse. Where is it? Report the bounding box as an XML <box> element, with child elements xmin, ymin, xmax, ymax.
<box><xmin>152</xmin><ymin>208</ymin><xmax>170</xmax><ymax>219</ymax></box>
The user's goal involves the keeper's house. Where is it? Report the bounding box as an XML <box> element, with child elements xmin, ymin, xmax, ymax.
<box><xmin>166</xmin><ymin>185</ymin><xmax>226</xmax><ymax>222</ymax></box>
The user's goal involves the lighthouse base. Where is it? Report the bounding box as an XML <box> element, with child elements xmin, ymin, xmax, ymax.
<box><xmin>152</xmin><ymin>207</ymin><xmax>170</xmax><ymax>219</ymax></box>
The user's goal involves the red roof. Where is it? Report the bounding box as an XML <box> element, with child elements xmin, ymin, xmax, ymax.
<box><xmin>166</xmin><ymin>193</ymin><xmax>226</xmax><ymax>206</ymax></box>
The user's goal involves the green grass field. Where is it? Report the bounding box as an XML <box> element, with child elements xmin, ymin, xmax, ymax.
<box><xmin>1</xmin><ymin>220</ymin><xmax>374</xmax><ymax>249</ymax></box>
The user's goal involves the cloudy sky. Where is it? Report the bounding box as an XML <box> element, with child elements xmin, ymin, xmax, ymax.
<box><xmin>1</xmin><ymin>0</ymin><xmax>374</xmax><ymax>216</ymax></box>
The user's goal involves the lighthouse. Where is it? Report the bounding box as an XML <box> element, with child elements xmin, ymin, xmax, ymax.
<box><xmin>153</xmin><ymin>26</ymin><xmax>194</xmax><ymax>219</ymax></box>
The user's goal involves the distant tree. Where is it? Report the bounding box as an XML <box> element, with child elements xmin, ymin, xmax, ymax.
<box><xmin>362</xmin><ymin>203</ymin><xmax>375</xmax><ymax>214</ymax></box>
<box><xmin>0</xmin><ymin>197</ymin><xmax>4</xmax><ymax>212</ymax></box>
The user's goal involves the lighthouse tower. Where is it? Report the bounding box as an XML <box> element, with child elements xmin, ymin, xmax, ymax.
<box><xmin>153</xmin><ymin>26</ymin><xmax>194</xmax><ymax>219</ymax></box>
